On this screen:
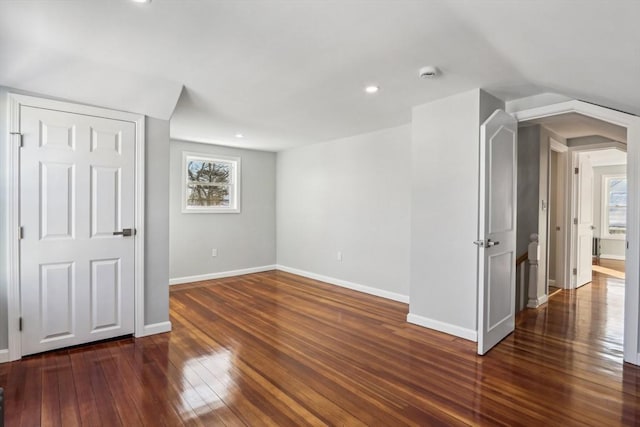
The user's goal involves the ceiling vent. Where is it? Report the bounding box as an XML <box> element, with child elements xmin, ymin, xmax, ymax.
<box><xmin>418</xmin><ymin>66</ymin><xmax>439</xmax><ymax>78</ymax></box>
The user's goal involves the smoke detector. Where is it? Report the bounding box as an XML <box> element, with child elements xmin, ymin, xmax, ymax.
<box><xmin>418</xmin><ymin>66</ymin><xmax>439</xmax><ymax>78</ymax></box>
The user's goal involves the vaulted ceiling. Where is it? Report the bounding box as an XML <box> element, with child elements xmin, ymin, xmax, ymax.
<box><xmin>1</xmin><ymin>1</ymin><xmax>638</xmax><ymax>151</ymax></box>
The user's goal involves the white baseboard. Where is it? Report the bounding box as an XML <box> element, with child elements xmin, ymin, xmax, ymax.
<box><xmin>623</xmin><ymin>351</ymin><xmax>640</xmax><ymax>366</ymax></box>
<box><xmin>527</xmin><ymin>294</ymin><xmax>549</xmax><ymax>308</ymax></box>
<box><xmin>169</xmin><ymin>265</ymin><xmax>276</xmax><ymax>285</ymax></box>
<box><xmin>549</xmin><ymin>279</ymin><xmax>556</xmax><ymax>287</ymax></box>
<box><xmin>600</xmin><ymin>254</ymin><xmax>625</xmax><ymax>261</ymax></box>
<box><xmin>275</xmin><ymin>265</ymin><xmax>409</xmax><ymax>303</ymax></box>
<box><xmin>141</xmin><ymin>321</ymin><xmax>172</xmax><ymax>337</ymax></box>
<box><xmin>406</xmin><ymin>313</ymin><xmax>477</xmax><ymax>342</ymax></box>
<box><xmin>0</xmin><ymin>349</ymin><xmax>8</xmax><ymax>364</ymax></box>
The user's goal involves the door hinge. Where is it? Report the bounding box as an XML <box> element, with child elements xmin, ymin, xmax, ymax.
<box><xmin>10</xmin><ymin>132</ymin><xmax>23</xmax><ymax>147</ymax></box>
<box><xmin>19</xmin><ymin>226</ymin><xmax>24</xmax><ymax>239</ymax></box>
<box><xmin>573</xmin><ymin>218</ymin><xmax>578</xmax><ymax>225</ymax></box>
<box><xmin>19</xmin><ymin>317</ymin><xmax>22</xmax><ymax>331</ymax></box>
<box><xmin>574</xmin><ymin>167</ymin><xmax>579</xmax><ymax>174</ymax></box>
<box><xmin>627</xmin><ymin>241</ymin><xmax>629</xmax><ymax>249</ymax></box>
<box><xmin>573</xmin><ymin>268</ymin><xmax>577</xmax><ymax>275</ymax></box>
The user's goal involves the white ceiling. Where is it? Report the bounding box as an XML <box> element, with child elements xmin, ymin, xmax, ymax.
<box><xmin>527</xmin><ymin>112</ymin><xmax>627</xmax><ymax>143</ymax></box>
<box><xmin>587</xmin><ymin>148</ymin><xmax>627</xmax><ymax>167</ymax></box>
<box><xmin>1</xmin><ymin>1</ymin><xmax>639</xmax><ymax>151</ymax></box>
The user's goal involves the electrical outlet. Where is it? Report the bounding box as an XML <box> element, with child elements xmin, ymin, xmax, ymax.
<box><xmin>337</xmin><ymin>251</ymin><xmax>342</xmax><ymax>262</ymax></box>
<box><xmin>212</xmin><ymin>248</ymin><xmax>218</xmax><ymax>257</ymax></box>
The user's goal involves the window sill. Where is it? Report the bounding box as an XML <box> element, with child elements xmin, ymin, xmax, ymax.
<box><xmin>182</xmin><ymin>208</ymin><xmax>241</xmax><ymax>214</ymax></box>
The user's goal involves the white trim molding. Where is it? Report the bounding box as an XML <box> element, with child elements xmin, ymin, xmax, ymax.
<box><xmin>406</xmin><ymin>313</ymin><xmax>477</xmax><ymax>342</ymax></box>
<box><xmin>142</xmin><ymin>321</ymin><xmax>172</xmax><ymax>337</ymax></box>
<box><xmin>0</xmin><ymin>349</ymin><xmax>9</xmax><ymax>364</ymax></box>
<box><xmin>601</xmin><ymin>254</ymin><xmax>626</xmax><ymax>261</ymax></box>
<box><xmin>6</xmin><ymin>93</ymin><xmax>146</xmax><ymax>359</ymax></box>
<box><xmin>527</xmin><ymin>294</ymin><xmax>549</xmax><ymax>309</ymax></box>
<box><xmin>513</xmin><ymin>100</ymin><xmax>636</xmax><ymax>128</ymax></box>
<box><xmin>276</xmin><ymin>265</ymin><xmax>409</xmax><ymax>303</ymax></box>
<box><xmin>7</xmin><ymin>94</ymin><xmax>20</xmax><ymax>361</ymax></box>
<box><xmin>550</xmin><ymin>137</ymin><xmax>569</xmax><ymax>153</ymax></box>
<box><xmin>170</xmin><ymin>265</ymin><xmax>276</xmax><ymax>285</ymax></box>
<box><xmin>134</xmin><ymin>117</ymin><xmax>146</xmax><ymax>338</ymax></box>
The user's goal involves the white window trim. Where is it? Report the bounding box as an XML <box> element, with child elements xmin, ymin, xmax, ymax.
<box><xmin>601</xmin><ymin>173</ymin><xmax>626</xmax><ymax>240</ymax></box>
<box><xmin>181</xmin><ymin>151</ymin><xmax>241</xmax><ymax>213</ymax></box>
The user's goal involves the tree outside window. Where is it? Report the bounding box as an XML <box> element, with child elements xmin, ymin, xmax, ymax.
<box><xmin>182</xmin><ymin>153</ymin><xmax>240</xmax><ymax>213</ymax></box>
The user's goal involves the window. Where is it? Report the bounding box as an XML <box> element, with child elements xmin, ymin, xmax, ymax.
<box><xmin>602</xmin><ymin>174</ymin><xmax>626</xmax><ymax>238</ymax></box>
<box><xmin>182</xmin><ymin>152</ymin><xmax>240</xmax><ymax>213</ymax></box>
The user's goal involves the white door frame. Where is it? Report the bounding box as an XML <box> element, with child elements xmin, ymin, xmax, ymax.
<box><xmin>514</xmin><ymin>100</ymin><xmax>640</xmax><ymax>365</ymax></box>
<box><xmin>548</xmin><ymin>139</ymin><xmax>569</xmax><ymax>291</ymax></box>
<box><xmin>6</xmin><ymin>93</ymin><xmax>146</xmax><ymax>361</ymax></box>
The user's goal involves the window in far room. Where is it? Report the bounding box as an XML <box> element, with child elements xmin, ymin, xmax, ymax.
<box><xmin>602</xmin><ymin>174</ymin><xmax>626</xmax><ymax>238</ymax></box>
<box><xmin>182</xmin><ymin>152</ymin><xmax>241</xmax><ymax>213</ymax></box>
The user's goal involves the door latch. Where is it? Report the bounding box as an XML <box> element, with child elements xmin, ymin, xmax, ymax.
<box><xmin>113</xmin><ymin>228</ymin><xmax>135</xmax><ymax>237</ymax></box>
<box><xmin>473</xmin><ymin>239</ymin><xmax>500</xmax><ymax>248</ymax></box>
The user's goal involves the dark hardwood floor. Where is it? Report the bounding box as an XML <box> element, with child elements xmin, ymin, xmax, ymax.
<box><xmin>1</xmin><ymin>269</ymin><xmax>639</xmax><ymax>426</ymax></box>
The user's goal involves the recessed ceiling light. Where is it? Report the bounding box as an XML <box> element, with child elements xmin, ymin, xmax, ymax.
<box><xmin>364</xmin><ymin>85</ymin><xmax>380</xmax><ymax>94</ymax></box>
<box><xmin>131</xmin><ymin>0</ymin><xmax>151</xmax><ymax>3</ymax></box>
<box><xmin>235</xmin><ymin>133</ymin><xmax>244</xmax><ymax>139</ymax></box>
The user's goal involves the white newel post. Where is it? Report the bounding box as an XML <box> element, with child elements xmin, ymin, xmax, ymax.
<box><xmin>527</xmin><ymin>233</ymin><xmax>546</xmax><ymax>308</ymax></box>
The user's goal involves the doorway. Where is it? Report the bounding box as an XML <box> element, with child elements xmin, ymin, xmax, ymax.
<box><xmin>511</xmin><ymin>101</ymin><xmax>638</xmax><ymax>364</ymax></box>
<box><xmin>575</xmin><ymin>148</ymin><xmax>627</xmax><ymax>274</ymax></box>
<box><xmin>517</xmin><ymin>112</ymin><xmax>628</xmax><ymax>295</ymax></box>
<box><xmin>547</xmin><ymin>147</ymin><xmax>564</xmax><ymax>297</ymax></box>
<box><xmin>6</xmin><ymin>94</ymin><xmax>146</xmax><ymax>361</ymax></box>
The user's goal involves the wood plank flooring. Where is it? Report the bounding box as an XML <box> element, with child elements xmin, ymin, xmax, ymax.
<box><xmin>592</xmin><ymin>259</ymin><xmax>625</xmax><ymax>279</ymax></box>
<box><xmin>1</xmin><ymin>269</ymin><xmax>639</xmax><ymax>426</ymax></box>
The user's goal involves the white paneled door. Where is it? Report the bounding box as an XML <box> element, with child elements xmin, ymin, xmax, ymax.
<box><xmin>477</xmin><ymin>110</ymin><xmax>518</xmax><ymax>356</ymax></box>
<box><xmin>19</xmin><ymin>106</ymin><xmax>136</xmax><ymax>356</ymax></box>
<box><xmin>576</xmin><ymin>153</ymin><xmax>594</xmax><ymax>287</ymax></box>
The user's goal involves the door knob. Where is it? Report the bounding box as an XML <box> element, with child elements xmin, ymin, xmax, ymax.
<box><xmin>113</xmin><ymin>228</ymin><xmax>135</xmax><ymax>237</ymax></box>
<box><xmin>474</xmin><ymin>239</ymin><xmax>500</xmax><ymax>247</ymax></box>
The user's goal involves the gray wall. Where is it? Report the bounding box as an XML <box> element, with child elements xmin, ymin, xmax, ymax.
<box><xmin>0</xmin><ymin>87</ymin><xmax>171</xmax><ymax>351</ymax></box>
<box><xmin>145</xmin><ymin>118</ymin><xmax>171</xmax><ymax>325</ymax></box>
<box><xmin>516</xmin><ymin>125</ymin><xmax>541</xmax><ymax>256</ymax></box>
<box><xmin>593</xmin><ymin>164</ymin><xmax>627</xmax><ymax>259</ymax></box>
<box><xmin>517</xmin><ymin>126</ymin><xmax>568</xmax><ymax>292</ymax></box>
<box><xmin>409</xmin><ymin>89</ymin><xmax>503</xmax><ymax>335</ymax></box>
<box><xmin>276</xmin><ymin>125</ymin><xmax>411</xmax><ymax>297</ymax></box>
<box><xmin>170</xmin><ymin>141</ymin><xmax>276</xmax><ymax>280</ymax></box>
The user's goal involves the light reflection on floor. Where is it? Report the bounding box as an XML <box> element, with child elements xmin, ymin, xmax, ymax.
<box><xmin>180</xmin><ymin>349</ymin><xmax>232</xmax><ymax>418</ymax></box>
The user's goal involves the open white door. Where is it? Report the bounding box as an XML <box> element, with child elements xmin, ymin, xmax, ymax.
<box><xmin>575</xmin><ymin>153</ymin><xmax>594</xmax><ymax>287</ymax></box>
<box><xmin>477</xmin><ymin>110</ymin><xmax>518</xmax><ymax>355</ymax></box>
